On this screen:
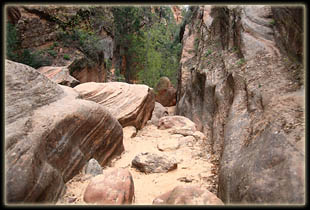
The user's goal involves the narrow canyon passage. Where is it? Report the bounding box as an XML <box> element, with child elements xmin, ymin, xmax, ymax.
<box><xmin>56</xmin><ymin>112</ymin><xmax>218</xmax><ymax>205</ymax></box>
<box><xmin>5</xmin><ymin>4</ymin><xmax>304</xmax><ymax>205</ymax></box>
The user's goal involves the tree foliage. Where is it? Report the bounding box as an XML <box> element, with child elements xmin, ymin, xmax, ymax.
<box><xmin>112</xmin><ymin>6</ymin><xmax>182</xmax><ymax>88</ymax></box>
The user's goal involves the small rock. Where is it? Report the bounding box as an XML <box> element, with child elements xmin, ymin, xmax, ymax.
<box><xmin>68</xmin><ymin>197</ymin><xmax>77</xmax><ymax>203</ymax></box>
<box><xmin>132</xmin><ymin>152</ymin><xmax>177</xmax><ymax>173</ymax></box>
<box><xmin>155</xmin><ymin>77</ymin><xmax>177</xmax><ymax>107</ymax></box>
<box><xmin>158</xmin><ymin>116</ymin><xmax>197</xmax><ymax>132</ymax></box>
<box><xmin>177</xmin><ymin>176</ymin><xmax>194</xmax><ymax>183</ymax></box>
<box><xmin>150</xmin><ymin>102</ymin><xmax>168</xmax><ymax>126</ymax></box>
<box><xmin>152</xmin><ymin>185</ymin><xmax>224</xmax><ymax>205</ymax></box>
<box><xmin>157</xmin><ymin>139</ymin><xmax>180</xmax><ymax>151</ymax></box>
<box><xmin>84</xmin><ymin>158</ymin><xmax>103</xmax><ymax>176</ymax></box>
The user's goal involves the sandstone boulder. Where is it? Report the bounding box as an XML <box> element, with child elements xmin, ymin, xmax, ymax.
<box><xmin>5</xmin><ymin>60</ymin><xmax>124</xmax><ymax>203</ymax></box>
<box><xmin>37</xmin><ymin>66</ymin><xmax>80</xmax><ymax>87</ymax></box>
<box><xmin>158</xmin><ymin>116</ymin><xmax>197</xmax><ymax>132</ymax></box>
<box><xmin>155</xmin><ymin>77</ymin><xmax>177</xmax><ymax>107</ymax></box>
<box><xmin>149</xmin><ymin>102</ymin><xmax>168</xmax><ymax>126</ymax></box>
<box><xmin>68</xmin><ymin>57</ymin><xmax>107</xmax><ymax>83</ymax></box>
<box><xmin>74</xmin><ymin>82</ymin><xmax>155</xmax><ymax>130</ymax></box>
<box><xmin>132</xmin><ymin>152</ymin><xmax>177</xmax><ymax>173</ymax></box>
<box><xmin>83</xmin><ymin>168</ymin><xmax>134</xmax><ymax>204</ymax></box>
<box><xmin>153</xmin><ymin>185</ymin><xmax>224</xmax><ymax>205</ymax></box>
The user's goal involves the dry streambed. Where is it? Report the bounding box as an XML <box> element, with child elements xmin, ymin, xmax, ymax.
<box><xmin>57</xmin><ymin>118</ymin><xmax>219</xmax><ymax>205</ymax></box>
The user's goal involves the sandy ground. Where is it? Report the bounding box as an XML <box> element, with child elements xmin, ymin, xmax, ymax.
<box><xmin>56</xmin><ymin>118</ymin><xmax>218</xmax><ymax>205</ymax></box>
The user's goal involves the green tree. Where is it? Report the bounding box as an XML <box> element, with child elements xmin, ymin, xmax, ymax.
<box><xmin>112</xmin><ymin>6</ymin><xmax>182</xmax><ymax>88</ymax></box>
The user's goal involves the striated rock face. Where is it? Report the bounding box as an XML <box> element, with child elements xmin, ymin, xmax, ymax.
<box><xmin>37</xmin><ymin>66</ymin><xmax>80</xmax><ymax>87</ymax></box>
<box><xmin>271</xmin><ymin>6</ymin><xmax>304</xmax><ymax>63</ymax></box>
<box><xmin>74</xmin><ymin>82</ymin><xmax>155</xmax><ymax>130</ymax></box>
<box><xmin>176</xmin><ymin>5</ymin><xmax>304</xmax><ymax>204</ymax></box>
<box><xmin>5</xmin><ymin>60</ymin><xmax>124</xmax><ymax>203</ymax></box>
<box><xmin>83</xmin><ymin>168</ymin><xmax>135</xmax><ymax>204</ymax></box>
<box><xmin>153</xmin><ymin>185</ymin><xmax>224</xmax><ymax>205</ymax></box>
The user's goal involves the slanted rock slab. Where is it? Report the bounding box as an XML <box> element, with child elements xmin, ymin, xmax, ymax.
<box><xmin>132</xmin><ymin>152</ymin><xmax>177</xmax><ymax>173</ymax></box>
<box><xmin>38</xmin><ymin>66</ymin><xmax>80</xmax><ymax>87</ymax></box>
<box><xmin>83</xmin><ymin>168</ymin><xmax>134</xmax><ymax>204</ymax></box>
<box><xmin>74</xmin><ymin>82</ymin><xmax>155</xmax><ymax>130</ymax></box>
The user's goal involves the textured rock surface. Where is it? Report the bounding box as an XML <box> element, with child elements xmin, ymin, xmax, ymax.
<box><xmin>158</xmin><ymin>116</ymin><xmax>197</xmax><ymax>132</ymax></box>
<box><xmin>68</xmin><ymin>57</ymin><xmax>108</xmax><ymax>83</ymax></box>
<box><xmin>157</xmin><ymin>139</ymin><xmax>180</xmax><ymax>152</ymax></box>
<box><xmin>176</xmin><ymin>5</ymin><xmax>305</xmax><ymax>204</ymax></box>
<box><xmin>15</xmin><ymin>5</ymin><xmax>114</xmax><ymax>68</ymax></box>
<box><xmin>131</xmin><ymin>152</ymin><xmax>177</xmax><ymax>174</ymax></box>
<box><xmin>38</xmin><ymin>66</ymin><xmax>80</xmax><ymax>87</ymax></box>
<box><xmin>83</xmin><ymin>158</ymin><xmax>103</xmax><ymax>176</ymax></box>
<box><xmin>171</xmin><ymin>6</ymin><xmax>183</xmax><ymax>24</ymax></box>
<box><xmin>155</xmin><ymin>77</ymin><xmax>177</xmax><ymax>107</ymax></box>
<box><xmin>74</xmin><ymin>82</ymin><xmax>155</xmax><ymax>130</ymax></box>
<box><xmin>7</xmin><ymin>6</ymin><xmax>21</xmax><ymax>24</ymax></box>
<box><xmin>149</xmin><ymin>102</ymin><xmax>168</xmax><ymax>126</ymax></box>
<box><xmin>5</xmin><ymin>60</ymin><xmax>124</xmax><ymax>203</ymax></box>
<box><xmin>83</xmin><ymin>168</ymin><xmax>134</xmax><ymax>204</ymax></box>
<box><xmin>271</xmin><ymin>6</ymin><xmax>304</xmax><ymax>63</ymax></box>
<box><xmin>152</xmin><ymin>185</ymin><xmax>224</xmax><ymax>205</ymax></box>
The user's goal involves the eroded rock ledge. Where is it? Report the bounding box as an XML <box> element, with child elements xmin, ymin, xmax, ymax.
<box><xmin>74</xmin><ymin>82</ymin><xmax>155</xmax><ymax>130</ymax></box>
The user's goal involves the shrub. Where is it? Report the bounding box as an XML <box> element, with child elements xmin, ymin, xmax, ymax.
<box><xmin>269</xmin><ymin>19</ymin><xmax>275</xmax><ymax>25</ymax></box>
<box><xmin>6</xmin><ymin>23</ymin><xmax>20</xmax><ymax>61</ymax></box>
<box><xmin>63</xmin><ymin>54</ymin><xmax>70</xmax><ymax>60</ymax></box>
<box><xmin>205</xmin><ymin>49</ymin><xmax>212</xmax><ymax>57</ymax></box>
<box><xmin>19</xmin><ymin>49</ymin><xmax>53</xmax><ymax>69</ymax></box>
<box><xmin>47</xmin><ymin>49</ymin><xmax>57</xmax><ymax>58</ymax></box>
<box><xmin>236</xmin><ymin>58</ymin><xmax>245</xmax><ymax>66</ymax></box>
<box><xmin>114</xmin><ymin>68</ymin><xmax>126</xmax><ymax>82</ymax></box>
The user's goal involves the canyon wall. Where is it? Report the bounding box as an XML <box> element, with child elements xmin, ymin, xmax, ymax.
<box><xmin>176</xmin><ymin>5</ymin><xmax>304</xmax><ymax>204</ymax></box>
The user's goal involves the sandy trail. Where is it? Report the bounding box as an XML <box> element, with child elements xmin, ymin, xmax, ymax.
<box><xmin>57</xmin><ymin>119</ymin><xmax>217</xmax><ymax>205</ymax></box>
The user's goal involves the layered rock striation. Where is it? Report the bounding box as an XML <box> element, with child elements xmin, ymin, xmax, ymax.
<box><xmin>5</xmin><ymin>60</ymin><xmax>124</xmax><ymax>203</ymax></box>
<box><xmin>74</xmin><ymin>82</ymin><xmax>155</xmax><ymax>130</ymax></box>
